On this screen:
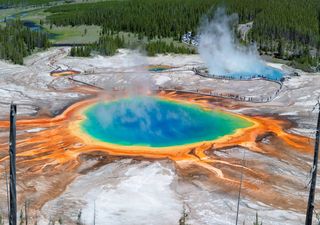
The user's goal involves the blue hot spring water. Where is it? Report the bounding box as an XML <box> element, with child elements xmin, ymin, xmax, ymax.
<box><xmin>22</xmin><ymin>20</ymin><xmax>59</xmax><ymax>39</ymax></box>
<box><xmin>148</xmin><ymin>67</ymin><xmax>168</xmax><ymax>72</ymax></box>
<box><xmin>219</xmin><ymin>66</ymin><xmax>284</xmax><ymax>81</ymax></box>
<box><xmin>81</xmin><ymin>97</ymin><xmax>253</xmax><ymax>147</ymax></box>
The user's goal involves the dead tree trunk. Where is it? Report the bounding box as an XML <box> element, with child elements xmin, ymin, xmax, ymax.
<box><xmin>25</xmin><ymin>200</ymin><xmax>28</xmax><ymax>225</ymax></box>
<box><xmin>9</xmin><ymin>104</ymin><xmax>17</xmax><ymax>225</ymax></box>
<box><xmin>306</xmin><ymin>103</ymin><xmax>320</xmax><ymax>225</ymax></box>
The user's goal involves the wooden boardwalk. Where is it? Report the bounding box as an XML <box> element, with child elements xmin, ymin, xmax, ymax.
<box><xmin>68</xmin><ymin>70</ymin><xmax>283</xmax><ymax>103</ymax></box>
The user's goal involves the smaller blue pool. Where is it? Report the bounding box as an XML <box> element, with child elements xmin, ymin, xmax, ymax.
<box><xmin>22</xmin><ymin>20</ymin><xmax>59</xmax><ymax>39</ymax></box>
<box><xmin>149</xmin><ymin>68</ymin><xmax>168</xmax><ymax>72</ymax></box>
<box><xmin>216</xmin><ymin>66</ymin><xmax>284</xmax><ymax>81</ymax></box>
<box><xmin>23</xmin><ymin>21</ymin><xmax>43</xmax><ymax>32</ymax></box>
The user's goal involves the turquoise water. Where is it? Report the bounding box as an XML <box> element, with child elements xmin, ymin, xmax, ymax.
<box><xmin>81</xmin><ymin>97</ymin><xmax>252</xmax><ymax>147</ymax></box>
<box><xmin>148</xmin><ymin>67</ymin><xmax>169</xmax><ymax>72</ymax></box>
<box><xmin>221</xmin><ymin>66</ymin><xmax>284</xmax><ymax>81</ymax></box>
<box><xmin>23</xmin><ymin>21</ymin><xmax>43</xmax><ymax>32</ymax></box>
<box><xmin>22</xmin><ymin>20</ymin><xmax>59</xmax><ymax>39</ymax></box>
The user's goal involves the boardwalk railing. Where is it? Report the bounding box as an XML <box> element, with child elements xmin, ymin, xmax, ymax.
<box><xmin>68</xmin><ymin>71</ymin><xmax>283</xmax><ymax>103</ymax></box>
<box><xmin>192</xmin><ymin>68</ymin><xmax>285</xmax><ymax>84</ymax></box>
<box><xmin>157</xmin><ymin>86</ymin><xmax>282</xmax><ymax>103</ymax></box>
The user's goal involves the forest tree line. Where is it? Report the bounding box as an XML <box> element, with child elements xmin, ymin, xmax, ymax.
<box><xmin>70</xmin><ymin>35</ymin><xmax>195</xmax><ymax>57</ymax></box>
<box><xmin>45</xmin><ymin>0</ymin><xmax>320</xmax><ymax>68</ymax></box>
<box><xmin>0</xmin><ymin>20</ymin><xmax>50</xmax><ymax>64</ymax></box>
<box><xmin>146</xmin><ymin>41</ymin><xmax>196</xmax><ymax>56</ymax></box>
<box><xmin>70</xmin><ymin>35</ymin><xmax>125</xmax><ymax>57</ymax></box>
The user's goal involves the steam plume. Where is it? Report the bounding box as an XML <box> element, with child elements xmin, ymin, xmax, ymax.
<box><xmin>198</xmin><ymin>8</ymin><xmax>267</xmax><ymax>76</ymax></box>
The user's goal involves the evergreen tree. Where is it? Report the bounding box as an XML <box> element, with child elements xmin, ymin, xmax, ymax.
<box><xmin>0</xmin><ymin>20</ymin><xmax>50</xmax><ymax>64</ymax></box>
<box><xmin>146</xmin><ymin>40</ymin><xmax>196</xmax><ymax>56</ymax></box>
<box><xmin>45</xmin><ymin>0</ymin><xmax>320</xmax><ymax>66</ymax></box>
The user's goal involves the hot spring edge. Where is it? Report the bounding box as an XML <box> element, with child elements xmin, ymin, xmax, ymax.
<box><xmin>80</xmin><ymin>97</ymin><xmax>253</xmax><ymax>147</ymax></box>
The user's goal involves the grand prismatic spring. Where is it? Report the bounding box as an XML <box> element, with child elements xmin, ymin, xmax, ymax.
<box><xmin>80</xmin><ymin>96</ymin><xmax>253</xmax><ymax>147</ymax></box>
<box><xmin>0</xmin><ymin>90</ymin><xmax>315</xmax><ymax>215</ymax></box>
<box><xmin>1</xmin><ymin>1</ymin><xmax>320</xmax><ymax>224</ymax></box>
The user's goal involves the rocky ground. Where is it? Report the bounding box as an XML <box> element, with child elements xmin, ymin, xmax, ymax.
<box><xmin>0</xmin><ymin>47</ymin><xmax>320</xmax><ymax>224</ymax></box>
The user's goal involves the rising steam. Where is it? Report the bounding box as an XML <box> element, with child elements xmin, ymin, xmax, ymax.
<box><xmin>198</xmin><ymin>8</ymin><xmax>267</xmax><ymax>76</ymax></box>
